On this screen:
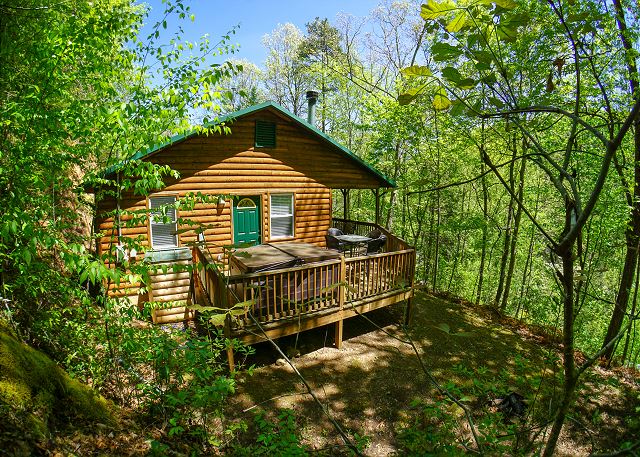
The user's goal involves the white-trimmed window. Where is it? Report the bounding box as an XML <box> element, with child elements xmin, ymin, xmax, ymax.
<box><xmin>149</xmin><ymin>195</ymin><xmax>178</xmax><ymax>249</ymax></box>
<box><xmin>270</xmin><ymin>193</ymin><xmax>294</xmax><ymax>239</ymax></box>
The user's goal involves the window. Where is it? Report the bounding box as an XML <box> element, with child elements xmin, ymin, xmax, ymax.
<box><xmin>255</xmin><ymin>120</ymin><xmax>276</xmax><ymax>148</ymax></box>
<box><xmin>149</xmin><ymin>195</ymin><xmax>178</xmax><ymax>249</ymax></box>
<box><xmin>270</xmin><ymin>194</ymin><xmax>294</xmax><ymax>239</ymax></box>
<box><xmin>237</xmin><ymin>197</ymin><xmax>257</xmax><ymax>208</ymax></box>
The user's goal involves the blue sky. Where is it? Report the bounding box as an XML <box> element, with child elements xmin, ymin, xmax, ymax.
<box><xmin>141</xmin><ymin>0</ymin><xmax>378</xmax><ymax>65</ymax></box>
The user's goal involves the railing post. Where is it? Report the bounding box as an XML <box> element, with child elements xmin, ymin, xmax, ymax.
<box><xmin>336</xmin><ymin>256</ymin><xmax>346</xmax><ymax>350</ymax></box>
<box><xmin>339</xmin><ymin>255</ymin><xmax>346</xmax><ymax>309</ymax></box>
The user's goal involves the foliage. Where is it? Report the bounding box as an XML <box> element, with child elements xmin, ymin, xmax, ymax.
<box><xmin>231</xmin><ymin>409</ymin><xmax>309</xmax><ymax>456</ymax></box>
<box><xmin>398</xmin><ymin>353</ymin><xmax>557</xmax><ymax>456</ymax></box>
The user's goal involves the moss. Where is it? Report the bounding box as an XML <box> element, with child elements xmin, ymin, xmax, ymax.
<box><xmin>0</xmin><ymin>323</ymin><xmax>115</xmax><ymax>441</ymax></box>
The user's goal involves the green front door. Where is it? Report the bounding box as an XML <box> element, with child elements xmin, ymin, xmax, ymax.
<box><xmin>233</xmin><ymin>196</ymin><xmax>261</xmax><ymax>246</ymax></box>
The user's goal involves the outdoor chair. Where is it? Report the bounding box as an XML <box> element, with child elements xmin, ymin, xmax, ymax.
<box><xmin>326</xmin><ymin>228</ymin><xmax>346</xmax><ymax>252</ymax></box>
<box><xmin>366</xmin><ymin>234</ymin><xmax>387</xmax><ymax>255</ymax></box>
<box><xmin>367</xmin><ymin>228</ymin><xmax>382</xmax><ymax>239</ymax></box>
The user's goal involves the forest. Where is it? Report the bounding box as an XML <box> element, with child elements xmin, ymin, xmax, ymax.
<box><xmin>1</xmin><ymin>0</ymin><xmax>640</xmax><ymax>455</ymax></box>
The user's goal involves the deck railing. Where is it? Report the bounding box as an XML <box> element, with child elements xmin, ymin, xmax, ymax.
<box><xmin>192</xmin><ymin>218</ymin><xmax>416</xmax><ymax>329</ymax></box>
<box><xmin>331</xmin><ymin>217</ymin><xmax>412</xmax><ymax>252</ymax></box>
<box><xmin>226</xmin><ymin>260</ymin><xmax>343</xmax><ymax>326</ymax></box>
<box><xmin>193</xmin><ymin>244</ymin><xmax>344</xmax><ymax>327</ymax></box>
<box><xmin>345</xmin><ymin>249</ymin><xmax>414</xmax><ymax>302</ymax></box>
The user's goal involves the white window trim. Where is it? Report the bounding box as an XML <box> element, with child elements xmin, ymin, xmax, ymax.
<box><xmin>148</xmin><ymin>194</ymin><xmax>179</xmax><ymax>250</ymax></box>
<box><xmin>269</xmin><ymin>193</ymin><xmax>295</xmax><ymax>240</ymax></box>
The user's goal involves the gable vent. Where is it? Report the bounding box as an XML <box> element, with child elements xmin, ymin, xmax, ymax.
<box><xmin>255</xmin><ymin>120</ymin><xmax>276</xmax><ymax>148</ymax></box>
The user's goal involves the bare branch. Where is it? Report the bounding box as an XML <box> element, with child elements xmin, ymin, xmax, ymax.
<box><xmin>481</xmin><ymin>106</ymin><xmax>609</xmax><ymax>147</ymax></box>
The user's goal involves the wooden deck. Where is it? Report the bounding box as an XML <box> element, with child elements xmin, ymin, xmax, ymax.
<box><xmin>191</xmin><ymin>219</ymin><xmax>416</xmax><ymax>367</ymax></box>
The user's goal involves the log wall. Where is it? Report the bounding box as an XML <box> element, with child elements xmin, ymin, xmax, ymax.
<box><xmin>97</xmin><ymin>109</ymin><xmax>380</xmax><ymax>308</ymax></box>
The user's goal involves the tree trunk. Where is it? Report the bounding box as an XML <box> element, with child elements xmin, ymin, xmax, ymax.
<box><xmin>622</xmin><ymin>256</ymin><xmax>640</xmax><ymax>365</ymax></box>
<box><xmin>476</xmin><ymin>159</ymin><xmax>489</xmax><ymax>305</ymax></box>
<box><xmin>603</xmin><ymin>232</ymin><xmax>640</xmax><ymax>360</ymax></box>
<box><xmin>516</xmin><ymin>184</ymin><xmax>540</xmax><ymax>319</ymax></box>
<box><xmin>495</xmin><ymin>139</ymin><xmax>517</xmax><ymax>306</ymax></box>
<box><xmin>432</xmin><ymin>195</ymin><xmax>441</xmax><ymax>292</ymax></box>
<box><xmin>386</xmin><ymin>142</ymin><xmax>402</xmax><ymax>229</ymax></box>
<box><xmin>501</xmin><ymin>156</ymin><xmax>526</xmax><ymax>311</ymax></box>
<box><xmin>543</xmin><ymin>204</ymin><xmax>578</xmax><ymax>457</ymax></box>
<box><xmin>602</xmin><ymin>0</ymin><xmax>640</xmax><ymax>361</ymax></box>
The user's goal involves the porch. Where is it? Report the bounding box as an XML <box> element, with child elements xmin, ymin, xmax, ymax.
<box><xmin>190</xmin><ymin>218</ymin><xmax>416</xmax><ymax>367</ymax></box>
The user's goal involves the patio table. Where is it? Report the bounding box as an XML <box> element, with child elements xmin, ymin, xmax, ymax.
<box><xmin>335</xmin><ymin>234</ymin><xmax>372</xmax><ymax>256</ymax></box>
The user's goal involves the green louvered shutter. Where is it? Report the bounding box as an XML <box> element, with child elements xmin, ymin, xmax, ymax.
<box><xmin>255</xmin><ymin>120</ymin><xmax>276</xmax><ymax>148</ymax></box>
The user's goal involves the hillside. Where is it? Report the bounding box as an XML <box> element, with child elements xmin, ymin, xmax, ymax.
<box><xmin>225</xmin><ymin>292</ymin><xmax>640</xmax><ymax>456</ymax></box>
<box><xmin>1</xmin><ymin>292</ymin><xmax>638</xmax><ymax>455</ymax></box>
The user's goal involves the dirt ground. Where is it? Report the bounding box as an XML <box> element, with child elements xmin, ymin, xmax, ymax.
<box><xmin>15</xmin><ymin>292</ymin><xmax>638</xmax><ymax>456</ymax></box>
<box><xmin>227</xmin><ymin>291</ymin><xmax>640</xmax><ymax>456</ymax></box>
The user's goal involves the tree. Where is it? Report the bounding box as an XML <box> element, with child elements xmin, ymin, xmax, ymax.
<box><xmin>601</xmin><ymin>0</ymin><xmax>640</xmax><ymax>362</ymax></box>
<box><xmin>400</xmin><ymin>0</ymin><xmax>640</xmax><ymax>454</ymax></box>
<box><xmin>262</xmin><ymin>23</ymin><xmax>311</xmax><ymax>116</ymax></box>
<box><xmin>0</xmin><ymin>0</ymin><xmax>237</xmax><ymax>361</ymax></box>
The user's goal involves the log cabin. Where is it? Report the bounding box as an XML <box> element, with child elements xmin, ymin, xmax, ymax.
<box><xmin>94</xmin><ymin>95</ymin><xmax>415</xmax><ymax>368</ymax></box>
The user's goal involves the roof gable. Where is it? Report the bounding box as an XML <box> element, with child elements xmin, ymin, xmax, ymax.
<box><xmin>103</xmin><ymin>101</ymin><xmax>395</xmax><ymax>188</ymax></box>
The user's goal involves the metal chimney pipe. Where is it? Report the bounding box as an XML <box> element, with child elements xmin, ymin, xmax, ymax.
<box><xmin>306</xmin><ymin>90</ymin><xmax>319</xmax><ymax>125</ymax></box>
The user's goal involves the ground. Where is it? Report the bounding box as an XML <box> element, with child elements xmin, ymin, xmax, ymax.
<box><xmin>3</xmin><ymin>292</ymin><xmax>638</xmax><ymax>455</ymax></box>
<box><xmin>225</xmin><ymin>291</ymin><xmax>640</xmax><ymax>455</ymax></box>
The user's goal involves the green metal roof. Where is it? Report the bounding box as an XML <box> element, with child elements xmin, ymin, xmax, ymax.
<box><xmin>102</xmin><ymin>101</ymin><xmax>396</xmax><ymax>188</ymax></box>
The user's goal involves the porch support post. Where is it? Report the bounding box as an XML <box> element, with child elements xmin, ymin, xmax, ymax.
<box><xmin>341</xmin><ymin>189</ymin><xmax>350</xmax><ymax>220</ymax></box>
<box><xmin>336</xmin><ymin>255</ymin><xmax>346</xmax><ymax>349</ymax></box>
<box><xmin>335</xmin><ymin>319</ymin><xmax>343</xmax><ymax>349</ymax></box>
<box><xmin>404</xmin><ymin>298</ymin><xmax>413</xmax><ymax>326</ymax></box>
<box><xmin>374</xmin><ymin>188</ymin><xmax>380</xmax><ymax>226</ymax></box>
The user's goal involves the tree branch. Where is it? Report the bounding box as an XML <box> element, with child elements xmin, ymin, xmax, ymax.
<box><xmin>481</xmin><ymin>106</ymin><xmax>609</xmax><ymax>147</ymax></box>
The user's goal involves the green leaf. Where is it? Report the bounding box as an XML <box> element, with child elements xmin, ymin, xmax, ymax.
<box><xmin>479</xmin><ymin>0</ymin><xmax>517</xmax><ymax>8</ymax></box>
<box><xmin>446</xmin><ymin>13</ymin><xmax>466</xmax><ymax>32</ymax></box>
<box><xmin>442</xmin><ymin>66</ymin><xmax>462</xmax><ymax>84</ymax></box>
<box><xmin>481</xmin><ymin>73</ymin><xmax>497</xmax><ymax>85</ymax></box>
<box><xmin>431</xmin><ymin>42</ymin><xmax>463</xmax><ymax>62</ymax></box>
<box><xmin>449</xmin><ymin>100</ymin><xmax>466</xmax><ymax>116</ymax></box>
<box><xmin>433</xmin><ymin>87</ymin><xmax>451</xmax><ymax>111</ymax></box>
<box><xmin>456</xmin><ymin>78</ymin><xmax>476</xmax><ymax>90</ymax></box>
<box><xmin>436</xmin><ymin>323</ymin><xmax>451</xmax><ymax>333</ymax></box>
<box><xmin>497</xmin><ymin>24</ymin><xmax>518</xmax><ymax>41</ymax></box>
<box><xmin>421</xmin><ymin>0</ymin><xmax>456</xmax><ymax>20</ymax></box>
<box><xmin>493</xmin><ymin>0</ymin><xmax>517</xmax><ymax>8</ymax></box>
<box><xmin>208</xmin><ymin>314</ymin><xmax>227</xmax><ymax>326</ymax></box>
<box><xmin>398</xmin><ymin>87</ymin><xmax>425</xmax><ymax>105</ymax></box>
<box><xmin>188</xmin><ymin>304</ymin><xmax>226</xmax><ymax>312</ymax></box>
<box><xmin>231</xmin><ymin>299</ymin><xmax>254</xmax><ymax>310</ymax></box>
<box><xmin>489</xmin><ymin>96</ymin><xmax>505</xmax><ymax>108</ymax></box>
<box><xmin>400</xmin><ymin>65</ymin><xmax>432</xmax><ymax>78</ymax></box>
<box><xmin>23</xmin><ymin>249</ymin><xmax>31</xmax><ymax>265</ymax></box>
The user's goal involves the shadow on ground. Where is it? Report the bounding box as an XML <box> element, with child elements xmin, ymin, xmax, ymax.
<box><xmin>226</xmin><ymin>292</ymin><xmax>640</xmax><ymax>456</ymax></box>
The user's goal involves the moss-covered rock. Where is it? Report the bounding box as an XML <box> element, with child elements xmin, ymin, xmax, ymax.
<box><xmin>0</xmin><ymin>321</ymin><xmax>115</xmax><ymax>451</ymax></box>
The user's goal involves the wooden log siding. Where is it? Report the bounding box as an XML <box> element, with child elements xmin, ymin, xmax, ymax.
<box><xmin>99</xmin><ymin>109</ymin><xmax>391</xmax><ymax>302</ymax></box>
